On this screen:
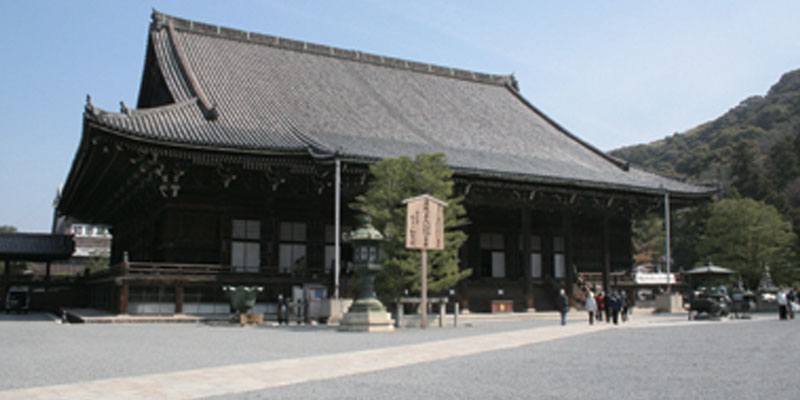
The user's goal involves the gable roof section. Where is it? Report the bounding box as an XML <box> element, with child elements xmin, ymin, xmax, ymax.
<box><xmin>84</xmin><ymin>10</ymin><xmax>713</xmax><ymax>197</ymax></box>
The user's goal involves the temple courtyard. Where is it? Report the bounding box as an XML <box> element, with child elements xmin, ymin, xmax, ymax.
<box><xmin>0</xmin><ymin>310</ymin><xmax>796</xmax><ymax>399</ymax></box>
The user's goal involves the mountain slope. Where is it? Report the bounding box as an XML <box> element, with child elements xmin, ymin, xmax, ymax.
<box><xmin>611</xmin><ymin>68</ymin><xmax>800</xmax><ymax>186</ymax></box>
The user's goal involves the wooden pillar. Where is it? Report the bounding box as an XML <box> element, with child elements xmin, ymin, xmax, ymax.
<box><xmin>602</xmin><ymin>216</ymin><xmax>611</xmax><ymax>293</ymax></box>
<box><xmin>3</xmin><ymin>260</ymin><xmax>9</xmax><ymax>300</ymax></box>
<box><xmin>175</xmin><ymin>285</ymin><xmax>184</xmax><ymax>314</ymax></box>
<box><xmin>563</xmin><ymin>212</ymin><xmax>574</xmax><ymax>302</ymax></box>
<box><xmin>458</xmin><ymin>277</ymin><xmax>469</xmax><ymax>313</ymax></box>
<box><xmin>521</xmin><ymin>207</ymin><xmax>533</xmax><ymax>310</ymax></box>
<box><xmin>45</xmin><ymin>261</ymin><xmax>52</xmax><ymax>292</ymax></box>
<box><xmin>118</xmin><ymin>283</ymin><xmax>128</xmax><ymax>314</ymax></box>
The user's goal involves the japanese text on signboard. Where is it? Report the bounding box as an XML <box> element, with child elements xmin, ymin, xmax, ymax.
<box><xmin>405</xmin><ymin>195</ymin><xmax>445</xmax><ymax>250</ymax></box>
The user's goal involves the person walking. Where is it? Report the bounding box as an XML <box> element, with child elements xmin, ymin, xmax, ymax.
<box><xmin>620</xmin><ymin>290</ymin><xmax>630</xmax><ymax>323</ymax></box>
<box><xmin>607</xmin><ymin>291</ymin><xmax>621</xmax><ymax>325</ymax></box>
<box><xmin>777</xmin><ymin>286</ymin><xmax>788</xmax><ymax>320</ymax></box>
<box><xmin>596</xmin><ymin>290</ymin><xmax>606</xmax><ymax>323</ymax></box>
<box><xmin>585</xmin><ymin>290</ymin><xmax>597</xmax><ymax>325</ymax></box>
<box><xmin>277</xmin><ymin>294</ymin><xmax>288</xmax><ymax>325</ymax></box>
<box><xmin>557</xmin><ymin>289</ymin><xmax>569</xmax><ymax>326</ymax></box>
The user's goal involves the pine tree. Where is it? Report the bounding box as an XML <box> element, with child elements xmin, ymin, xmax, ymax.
<box><xmin>351</xmin><ymin>153</ymin><xmax>471</xmax><ymax>301</ymax></box>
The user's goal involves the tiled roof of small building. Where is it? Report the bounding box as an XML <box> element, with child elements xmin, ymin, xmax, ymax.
<box><xmin>0</xmin><ymin>233</ymin><xmax>75</xmax><ymax>262</ymax></box>
<box><xmin>85</xmin><ymin>10</ymin><xmax>713</xmax><ymax>196</ymax></box>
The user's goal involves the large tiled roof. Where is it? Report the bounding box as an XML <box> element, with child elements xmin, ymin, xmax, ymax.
<box><xmin>84</xmin><ymin>11</ymin><xmax>712</xmax><ymax>196</ymax></box>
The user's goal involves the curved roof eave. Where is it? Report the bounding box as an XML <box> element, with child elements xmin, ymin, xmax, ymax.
<box><xmin>82</xmin><ymin>102</ymin><xmax>313</xmax><ymax>158</ymax></box>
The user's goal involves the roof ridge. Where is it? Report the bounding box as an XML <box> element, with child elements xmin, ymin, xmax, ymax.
<box><xmin>151</xmin><ymin>10</ymin><xmax>515</xmax><ymax>88</ymax></box>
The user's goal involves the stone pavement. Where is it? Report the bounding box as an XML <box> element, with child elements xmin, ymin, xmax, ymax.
<box><xmin>0</xmin><ymin>311</ymin><xmax>708</xmax><ymax>400</ymax></box>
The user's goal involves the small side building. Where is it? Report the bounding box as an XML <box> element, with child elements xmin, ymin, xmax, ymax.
<box><xmin>0</xmin><ymin>232</ymin><xmax>75</xmax><ymax>310</ymax></box>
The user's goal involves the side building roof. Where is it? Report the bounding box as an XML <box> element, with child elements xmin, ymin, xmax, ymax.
<box><xmin>0</xmin><ymin>233</ymin><xmax>75</xmax><ymax>262</ymax></box>
<box><xmin>80</xmin><ymin>10</ymin><xmax>713</xmax><ymax>198</ymax></box>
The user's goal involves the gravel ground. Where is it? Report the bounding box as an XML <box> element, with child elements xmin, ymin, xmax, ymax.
<box><xmin>2</xmin><ymin>312</ymin><xmax>796</xmax><ymax>399</ymax></box>
<box><xmin>0</xmin><ymin>312</ymin><xmax>554</xmax><ymax>391</ymax></box>
<box><xmin>210</xmin><ymin>317</ymin><xmax>800</xmax><ymax>400</ymax></box>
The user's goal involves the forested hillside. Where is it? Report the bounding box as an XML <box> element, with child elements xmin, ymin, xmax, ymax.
<box><xmin>612</xmin><ymin>68</ymin><xmax>800</xmax><ymax>223</ymax></box>
<box><xmin>610</xmin><ymin>68</ymin><xmax>800</xmax><ymax>285</ymax></box>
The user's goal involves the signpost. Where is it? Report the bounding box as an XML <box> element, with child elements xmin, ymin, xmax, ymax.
<box><xmin>403</xmin><ymin>194</ymin><xmax>447</xmax><ymax>328</ymax></box>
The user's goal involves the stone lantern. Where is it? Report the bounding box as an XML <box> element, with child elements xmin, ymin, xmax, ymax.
<box><xmin>338</xmin><ymin>221</ymin><xmax>395</xmax><ymax>332</ymax></box>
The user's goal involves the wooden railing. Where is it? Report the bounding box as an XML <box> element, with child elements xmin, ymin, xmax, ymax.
<box><xmin>123</xmin><ymin>262</ymin><xmax>231</xmax><ymax>275</ymax></box>
<box><xmin>90</xmin><ymin>261</ymin><xmax>309</xmax><ymax>279</ymax></box>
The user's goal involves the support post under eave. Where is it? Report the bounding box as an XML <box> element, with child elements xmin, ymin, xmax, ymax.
<box><xmin>521</xmin><ymin>207</ymin><xmax>533</xmax><ymax>310</ymax></box>
<box><xmin>334</xmin><ymin>159</ymin><xmax>341</xmax><ymax>300</ymax></box>
<box><xmin>45</xmin><ymin>261</ymin><xmax>51</xmax><ymax>293</ymax></box>
<box><xmin>119</xmin><ymin>283</ymin><xmax>128</xmax><ymax>315</ymax></box>
<box><xmin>664</xmin><ymin>189</ymin><xmax>672</xmax><ymax>294</ymax></box>
<box><xmin>564</xmin><ymin>212</ymin><xmax>574</xmax><ymax>302</ymax></box>
<box><xmin>3</xmin><ymin>259</ymin><xmax>9</xmax><ymax>298</ymax></box>
<box><xmin>602</xmin><ymin>217</ymin><xmax>611</xmax><ymax>293</ymax></box>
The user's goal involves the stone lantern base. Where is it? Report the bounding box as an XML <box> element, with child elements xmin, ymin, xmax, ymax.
<box><xmin>339</xmin><ymin>299</ymin><xmax>395</xmax><ymax>332</ymax></box>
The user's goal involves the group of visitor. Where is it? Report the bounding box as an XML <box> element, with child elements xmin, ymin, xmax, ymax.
<box><xmin>555</xmin><ymin>287</ymin><xmax>633</xmax><ymax>326</ymax></box>
<box><xmin>584</xmin><ymin>289</ymin><xmax>632</xmax><ymax>325</ymax></box>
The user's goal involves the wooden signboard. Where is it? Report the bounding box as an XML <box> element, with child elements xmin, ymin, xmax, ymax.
<box><xmin>403</xmin><ymin>194</ymin><xmax>447</xmax><ymax>329</ymax></box>
<box><xmin>404</xmin><ymin>194</ymin><xmax>447</xmax><ymax>250</ymax></box>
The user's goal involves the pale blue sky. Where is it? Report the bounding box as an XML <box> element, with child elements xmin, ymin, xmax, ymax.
<box><xmin>2</xmin><ymin>1</ymin><xmax>800</xmax><ymax>232</ymax></box>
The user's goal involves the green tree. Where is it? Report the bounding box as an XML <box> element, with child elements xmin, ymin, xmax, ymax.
<box><xmin>351</xmin><ymin>153</ymin><xmax>471</xmax><ymax>301</ymax></box>
<box><xmin>696</xmin><ymin>198</ymin><xmax>798</xmax><ymax>288</ymax></box>
<box><xmin>766</xmin><ymin>135</ymin><xmax>799</xmax><ymax>190</ymax></box>
<box><xmin>86</xmin><ymin>249</ymin><xmax>110</xmax><ymax>274</ymax></box>
<box><xmin>730</xmin><ymin>142</ymin><xmax>768</xmax><ymax>200</ymax></box>
<box><xmin>632</xmin><ymin>215</ymin><xmax>664</xmax><ymax>266</ymax></box>
<box><xmin>632</xmin><ymin>206</ymin><xmax>708</xmax><ymax>272</ymax></box>
<box><xmin>671</xmin><ymin>206</ymin><xmax>710</xmax><ymax>271</ymax></box>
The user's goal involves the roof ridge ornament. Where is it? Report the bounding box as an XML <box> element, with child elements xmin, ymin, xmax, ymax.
<box><xmin>83</xmin><ymin>94</ymin><xmax>104</xmax><ymax>119</ymax></box>
<box><xmin>151</xmin><ymin>9</ymin><xmax>167</xmax><ymax>29</ymax></box>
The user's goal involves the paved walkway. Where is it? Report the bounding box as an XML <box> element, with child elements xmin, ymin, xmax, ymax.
<box><xmin>61</xmin><ymin>307</ymin><xmax>564</xmax><ymax>324</ymax></box>
<box><xmin>0</xmin><ymin>312</ymin><xmax>704</xmax><ymax>400</ymax></box>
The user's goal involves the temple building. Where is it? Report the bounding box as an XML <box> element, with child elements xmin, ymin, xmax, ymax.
<box><xmin>56</xmin><ymin>11</ymin><xmax>714</xmax><ymax>315</ymax></box>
